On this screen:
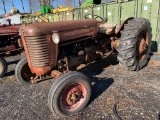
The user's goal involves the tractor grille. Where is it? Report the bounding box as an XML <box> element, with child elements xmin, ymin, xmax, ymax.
<box><xmin>25</xmin><ymin>35</ymin><xmax>49</xmax><ymax>68</ymax></box>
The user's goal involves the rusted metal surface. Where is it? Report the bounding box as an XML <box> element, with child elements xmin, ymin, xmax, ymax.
<box><xmin>20</xmin><ymin>19</ymin><xmax>98</xmax><ymax>38</ymax></box>
<box><xmin>50</xmin><ymin>70</ymin><xmax>63</xmax><ymax>78</ymax></box>
<box><xmin>22</xmin><ymin>35</ymin><xmax>51</xmax><ymax>76</ymax></box>
<box><xmin>25</xmin><ymin>36</ymin><xmax>49</xmax><ymax>68</ymax></box>
<box><xmin>57</xmin><ymin>58</ymin><xmax>69</xmax><ymax>72</ymax></box>
<box><xmin>0</xmin><ymin>48</ymin><xmax>23</xmax><ymax>55</ymax></box>
<box><xmin>136</xmin><ymin>31</ymin><xmax>149</xmax><ymax>62</ymax></box>
<box><xmin>24</xmin><ymin>35</ymin><xmax>56</xmax><ymax>76</ymax></box>
<box><xmin>31</xmin><ymin>66</ymin><xmax>52</xmax><ymax>76</ymax></box>
<box><xmin>18</xmin><ymin>38</ymin><xmax>23</xmax><ymax>48</ymax></box>
<box><xmin>0</xmin><ymin>23</ymin><xmax>23</xmax><ymax>55</ymax></box>
<box><xmin>0</xmin><ymin>24</ymin><xmax>20</xmax><ymax>35</ymax></box>
<box><xmin>116</xmin><ymin>17</ymin><xmax>134</xmax><ymax>38</ymax></box>
<box><xmin>46</xmin><ymin>34</ymin><xmax>58</xmax><ymax>67</ymax></box>
<box><xmin>61</xmin><ymin>83</ymin><xmax>88</xmax><ymax>112</ymax></box>
<box><xmin>59</xmin><ymin>37</ymin><xmax>93</xmax><ymax>46</ymax></box>
<box><xmin>68</xmin><ymin>56</ymin><xmax>85</xmax><ymax>70</ymax></box>
<box><xmin>20</xmin><ymin>18</ymin><xmax>125</xmax><ymax>79</ymax></box>
<box><xmin>60</xmin><ymin>27</ymin><xmax>97</xmax><ymax>42</ymax></box>
<box><xmin>111</xmin><ymin>37</ymin><xmax>119</xmax><ymax>50</ymax></box>
<box><xmin>0</xmin><ymin>45</ymin><xmax>16</xmax><ymax>52</ymax></box>
<box><xmin>85</xmin><ymin>45</ymin><xmax>99</xmax><ymax>63</ymax></box>
<box><xmin>30</xmin><ymin>76</ymin><xmax>53</xmax><ymax>83</ymax></box>
<box><xmin>20</xmin><ymin>19</ymin><xmax>98</xmax><ymax>76</ymax></box>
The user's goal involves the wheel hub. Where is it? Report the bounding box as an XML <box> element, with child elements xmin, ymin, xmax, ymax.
<box><xmin>61</xmin><ymin>83</ymin><xmax>87</xmax><ymax>111</ymax></box>
<box><xmin>67</xmin><ymin>88</ymin><xmax>82</xmax><ymax>105</ymax></box>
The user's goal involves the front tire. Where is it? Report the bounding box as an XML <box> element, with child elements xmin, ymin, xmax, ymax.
<box><xmin>116</xmin><ymin>18</ymin><xmax>151</xmax><ymax>71</ymax></box>
<box><xmin>0</xmin><ymin>57</ymin><xmax>7</xmax><ymax>78</ymax></box>
<box><xmin>48</xmin><ymin>71</ymin><xmax>92</xmax><ymax>117</ymax></box>
<box><xmin>15</xmin><ymin>57</ymin><xmax>35</xmax><ymax>84</ymax></box>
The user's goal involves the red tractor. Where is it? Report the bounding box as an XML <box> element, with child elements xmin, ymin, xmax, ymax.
<box><xmin>15</xmin><ymin>14</ymin><xmax>151</xmax><ymax>117</ymax></box>
<box><xmin>0</xmin><ymin>19</ymin><xmax>23</xmax><ymax>77</ymax></box>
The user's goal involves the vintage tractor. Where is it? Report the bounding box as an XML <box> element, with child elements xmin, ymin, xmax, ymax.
<box><xmin>16</xmin><ymin>14</ymin><xmax>151</xmax><ymax>117</ymax></box>
<box><xmin>0</xmin><ymin>19</ymin><xmax>23</xmax><ymax>77</ymax></box>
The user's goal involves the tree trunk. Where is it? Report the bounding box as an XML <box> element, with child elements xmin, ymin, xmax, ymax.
<box><xmin>38</xmin><ymin>0</ymin><xmax>41</xmax><ymax>6</ymax></box>
<box><xmin>79</xmin><ymin>0</ymin><xmax>81</xmax><ymax>7</ymax></box>
<box><xmin>1</xmin><ymin>0</ymin><xmax>6</xmax><ymax>14</ymax></box>
<box><xmin>29</xmin><ymin>0</ymin><xmax>32</xmax><ymax>13</ymax></box>
<box><xmin>20</xmin><ymin>0</ymin><xmax>25</xmax><ymax>12</ymax></box>
<box><xmin>42</xmin><ymin>0</ymin><xmax>50</xmax><ymax>6</ymax></box>
<box><xmin>11</xmin><ymin>0</ymin><xmax>14</xmax><ymax>7</ymax></box>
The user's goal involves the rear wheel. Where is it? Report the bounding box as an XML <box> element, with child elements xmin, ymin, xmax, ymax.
<box><xmin>0</xmin><ymin>57</ymin><xmax>7</xmax><ymax>78</ymax></box>
<box><xmin>116</xmin><ymin>18</ymin><xmax>151</xmax><ymax>71</ymax></box>
<box><xmin>15</xmin><ymin>57</ymin><xmax>35</xmax><ymax>84</ymax></box>
<box><xmin>48</xmin><ymin>71</ymin><xmax>92</xmax><ymax>117</ymax></box>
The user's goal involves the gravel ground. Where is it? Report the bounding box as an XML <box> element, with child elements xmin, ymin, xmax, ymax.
<box><xmin>0</xmin><ymin>54</ymin><xmax>160</xmax><ymax>120</ymax></box>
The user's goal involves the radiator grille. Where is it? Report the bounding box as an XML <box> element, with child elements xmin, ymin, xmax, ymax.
<box><xmin>25</xmin><ymin>35</ymin><xmax>49</xmax><ymax>67</ymax></box>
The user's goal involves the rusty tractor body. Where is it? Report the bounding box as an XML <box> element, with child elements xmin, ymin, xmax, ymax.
<box><xmin>0</xmin><ymin>20</ymin><xmax>23</xmax><ymax>77</ymax></box>
<box><xmin>0</xmin><ymin>24</ymin><xmax>23</xmax><ymax>54</ymax></box>
<box><xmin>16</xmin><ymin>15</ymin><xmax>151</xmax><ymax>117</ymax></box>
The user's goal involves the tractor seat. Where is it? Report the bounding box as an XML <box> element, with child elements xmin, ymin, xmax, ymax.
<box><xmin>98</xmin><ymin>23</ymin><xmax>117</xmax><ymax>35</ymax></box>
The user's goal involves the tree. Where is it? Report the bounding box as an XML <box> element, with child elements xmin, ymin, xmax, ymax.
<box><xmin>42</xmin><ymin>0</ymin><xmax>50</xmax><ymax>5</ymax></box>
<box><xmin>64</xmin><ymin>0</ymin><xmax>72</xmax><ymax>6</ymax></box>
<box><xmin>28</xmin><ymin>0</ymin><xmax>42</xmax><ymax>13</ymax></box>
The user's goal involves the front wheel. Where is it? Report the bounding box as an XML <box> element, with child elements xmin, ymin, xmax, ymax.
<box><xmin>0</xmin><ymin>57</ymin><xmax>7</xmax><ymax>78</ymax></box>
<box><xmin>48</xmin><ymin>71</ymin><xmax>92</xmax><ymax>117</ymax></box>
<box><xmin>116</xmin><ymin>18</ymin><xmax>151</xmax><ymax>71</ymax></box>
<box><xmin>15</xmin><ymin>57</ymin><xmax>35</xmax><ymax>84</ymax></box>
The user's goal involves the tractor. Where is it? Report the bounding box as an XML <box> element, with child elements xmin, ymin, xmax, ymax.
<box><xmin>0</xmin><ymin>19</ymin><xmax>23</xmax><ymax>78</ymax></box>
<box><xmin>16</xmin><ymin>14</ymin><xmax>151</xmax><ymax>117</ymax></box>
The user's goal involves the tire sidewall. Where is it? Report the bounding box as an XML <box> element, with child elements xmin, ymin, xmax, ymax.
<box><xmin>0</xmin><ymin>57</ymin><xmax>7</xmax><ymax>78</ymax></box>
<box><xmin>117</xmin><ymin>18</ymin><xmax>151</xmax><ymax>71</ymax></box>
<box><xmin>15</xmin><ymin>57</ymin><xmax>31</xmax><ymax>84</ymax></box>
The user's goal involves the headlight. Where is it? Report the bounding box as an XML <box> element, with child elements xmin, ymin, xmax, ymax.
<box><xmin>52</xmin><ymin>33</ymin><xmax>60</xmax><ymax>44</ymax></box>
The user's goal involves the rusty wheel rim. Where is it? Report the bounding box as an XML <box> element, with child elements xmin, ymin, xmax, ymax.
<box><xmin>21</xmin><ymin>64</ymin><xmax>35</xmax><ymax>82</ymax></box>
<box><xmin>136</xmin><ymin>30</ymin><xmax>149</xmax><ymax>62</ymax></box>
<box><xmin>60</xmin><ymin>83</ymin><xmax>88</xmax><ymax>112</ymax></box>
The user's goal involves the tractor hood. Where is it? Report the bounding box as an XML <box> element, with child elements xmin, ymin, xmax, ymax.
<box><xmin>0</xmin><ymin>25</ymin><xmax>21</xmax><ymax>35</ymax></box>
<box><xmin>20</xmin><ymin>19</ymin><xmax>98</xmax><ymax>36</ymax></box>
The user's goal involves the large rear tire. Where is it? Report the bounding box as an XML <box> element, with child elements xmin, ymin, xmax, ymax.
<box><xmin>116</xmin><ymin>18</ymin><xmax>151</xmax><ymax>71</ymax></box>
<box><xmin>48</xmin><ymin>71</ymin><xmax>92</xmax><ymax>117</ymax></box>
<box><xmin>0</xmin><ymin>57</ymin><xmax>7</xmax><ymax>78</ymax></box>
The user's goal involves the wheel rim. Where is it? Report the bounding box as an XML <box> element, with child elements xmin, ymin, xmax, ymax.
<box><xmin>136</xmin><ymin>30</ymin><xmax>149</xmax><ymax>62</ymax></box>
<box><xmin>21</xmin><ymin>63</ymin><xmax>35</xmax><ymax>82</ymax></box>
<box><xmin>60</xmin><ymin>83</ymin><xmax>88</xmax><ymax>112</ymax></box>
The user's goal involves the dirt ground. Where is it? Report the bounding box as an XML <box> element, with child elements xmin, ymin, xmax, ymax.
<box><xmin>0</xmin><ymin>54</ymin><xmax>160</xmax><ymax>120</ymax></box>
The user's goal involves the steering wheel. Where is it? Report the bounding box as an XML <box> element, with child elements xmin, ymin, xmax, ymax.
<box><xmin>84</xmin><ymin>14</ymin><xmax>103</xmax><ymax>23</ymax></box>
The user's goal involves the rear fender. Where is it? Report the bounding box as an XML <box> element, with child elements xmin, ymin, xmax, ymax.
<box><xmin>116</xmin><ymin>17</ymin><xmax>134</xmax><ymax>38</ymax></box>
